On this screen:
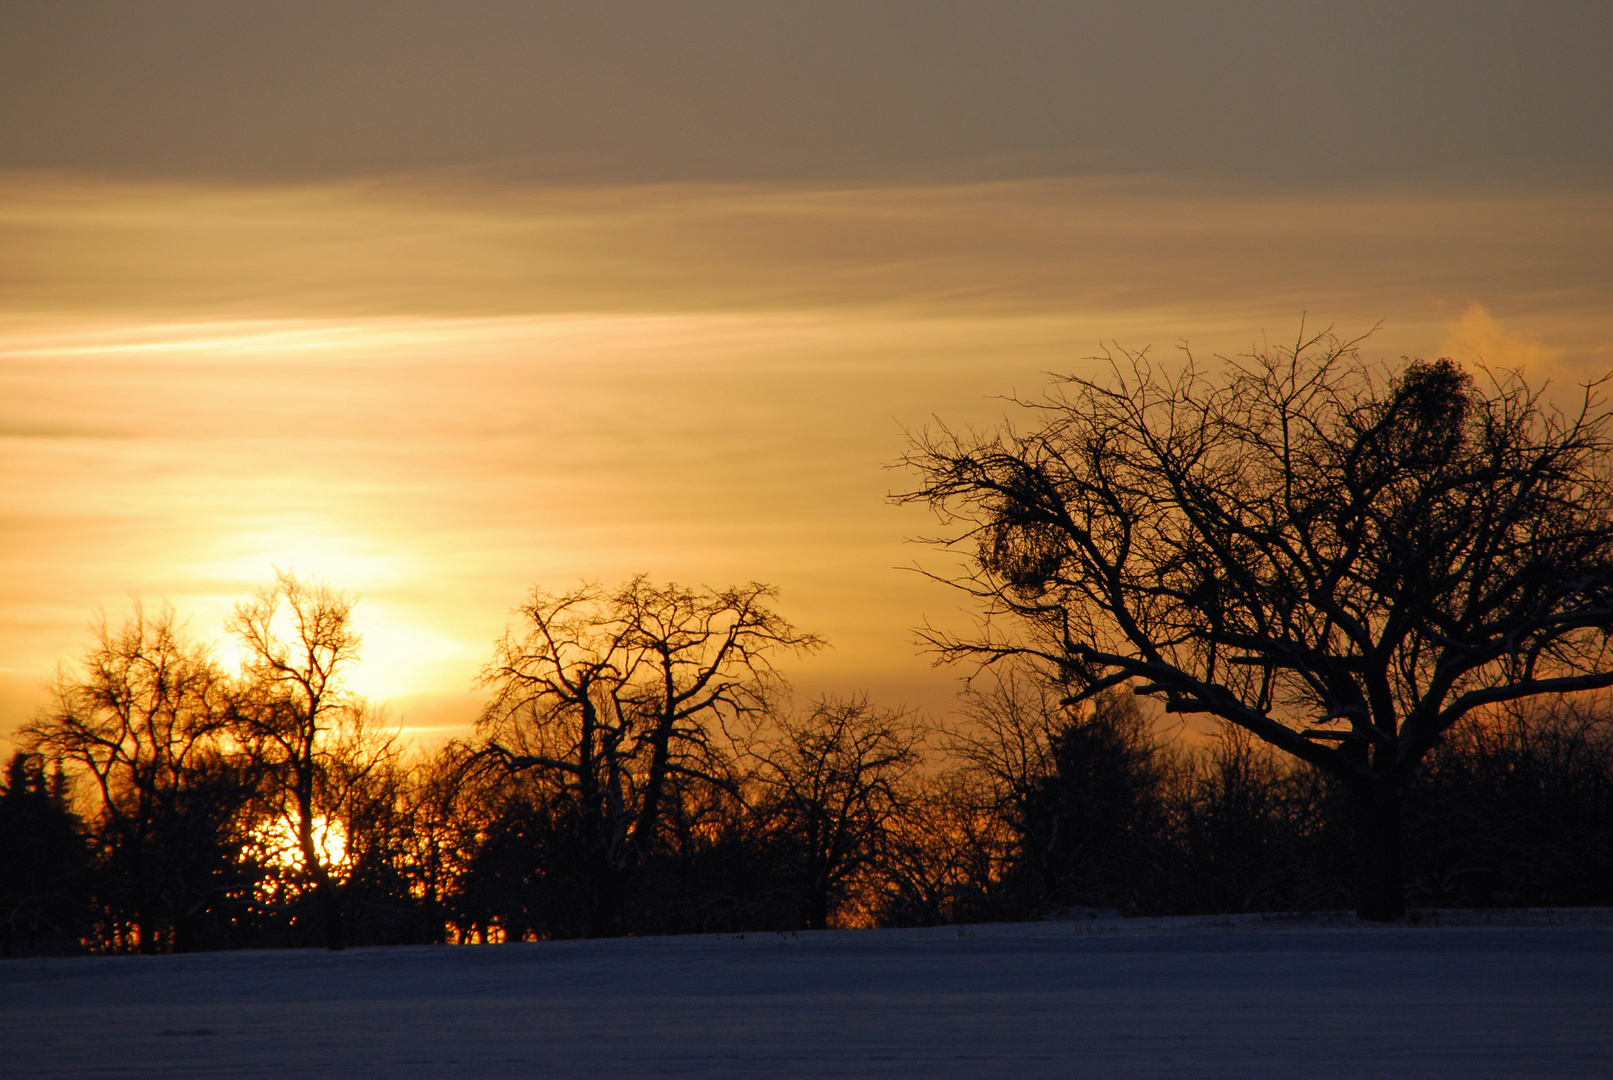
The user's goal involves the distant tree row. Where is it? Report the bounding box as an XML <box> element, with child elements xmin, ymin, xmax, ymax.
<box><xmin>5</xmin><ymin>574</ymin><xmax>1611</xmax><ymax>955</ymax></box>
<box><xmin>926</xmin><ymin>673</ymin><xmax>1613</xmax><ymax>922</ymax></box>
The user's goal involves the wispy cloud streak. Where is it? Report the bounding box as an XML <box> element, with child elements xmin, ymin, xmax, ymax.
<box><xmin>3</xmin><ymin>174</ymin><xmax>1610</xmax><ymax>743</ymax></box>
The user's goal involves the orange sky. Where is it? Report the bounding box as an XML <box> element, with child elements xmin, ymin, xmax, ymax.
<box><xmin>5</xmin><ymin>174</ymin><xmax>1610</xmax><ymax>745</ymax></box>
<box><xmin>4</xmin><ymin>4</ymin><xmax>1611</xmax><ymax>746</ymax></box>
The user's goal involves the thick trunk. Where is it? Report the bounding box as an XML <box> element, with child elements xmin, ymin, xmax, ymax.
<box><xmin>1351</xmin><ymin>778</ymin><xmax>1405</xmax><ymax>922</ymax></box>
<box><xmin>315</xmin><ymin>880</ymin><xmax>344</xmax><ymax>950</ymax></box>
<box><xmin>297</xmin><ymin>793</ymin><xmax>344</xmax><ymax>951</ymax></box>
<box><xmin>807</xmin><ymin>886</ymin><xmax>829</xmax><ymax>932</ymax></box>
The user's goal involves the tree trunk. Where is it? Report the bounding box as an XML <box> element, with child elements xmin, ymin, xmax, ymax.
<box><xmin>315</xmin><ymin>880</ymin><xmax>344</xmax><ymax>950</ymax></box>
<box><xmin>298</xmin><ymin>808</ymin><xmax>344</xmax><ymax>950</ymax></box>
<box><xmin>588</xmin><ymin>866</ymin><xmax>626</xmax><ymax>938</ymax></box>
<box><xmin>1351</xmin><ymin>778</ymin><xmax>1405</xmax><ymax>922</ymax></box>
<box><xmin>807</xmin><ymin>883</ymin><xmax>829</xmax><ymax>932</ymax></box>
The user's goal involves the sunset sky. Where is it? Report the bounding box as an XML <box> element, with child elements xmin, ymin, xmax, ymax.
<box><xmin>3</xmin><ymin>2</ymin><xmax>1611</xmax><ymax>746</ymax></box>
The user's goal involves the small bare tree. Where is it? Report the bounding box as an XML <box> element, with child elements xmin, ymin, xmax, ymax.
<box><xmin>751</xmin><ymin>696</ymin><xmax>925</xmax><ymax>930</ymax></box>
<box><xmin>949</xmin><ymin>671</ymin><xmax>1169</xmax><ymax>916</ymax></box>
<box><xmin>899</xmin><ymin>330</ymin><xmax>1613</xmax><ymax>919</ymax></box>
<box><xmin>477</xmin><ymin>576</ymin><xmax>820</xmax><ymax>937</ymax></box>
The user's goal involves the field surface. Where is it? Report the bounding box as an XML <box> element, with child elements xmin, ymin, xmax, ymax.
<box><xmin>3</xmin><ymin>916</ymin><xmax>1611</xmax><ymax>1079</ymax></box>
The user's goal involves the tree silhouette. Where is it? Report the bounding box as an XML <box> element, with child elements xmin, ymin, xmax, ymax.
<box><xmin>477</xmin><ymin>577</ymin><xmax>820</xmax><ymax>937</ymax></box>
<box><xmin>0</xmin><ymin>753</ymin><xmax>89</xmax><ymax>955</ymax></box>
<box><xmin>23</xmin><ymin>605</ymin><xmax>248</xmax><ymax>951</ymax></box>
<box><xmin>226</xmin><ymin>570</ymin><xmax>395</xmax><ymax>949</ymax></box>
<box><xmin>1402</xmin><ymin>696</ymin><xmax>1613</xmax><ymax>907</ymax></box>
<box><xmin>1173</xmin><ymin>723</ymin><xmax>1348</xmax><ymax>915</ymax></box>
<box><xmin>899</xmin><ymin>331</ymin><xmax>1613</xmax><ymax>919</ymax></box>
<box><xmin>946</xmin><ymin>673</ymin><xmax>1169</xmax><ymax>917</ymax></box>
<box><xmin>752</xmin><ymin>696</ymin><xmax>924</xmax><ymax>930</ymax></box>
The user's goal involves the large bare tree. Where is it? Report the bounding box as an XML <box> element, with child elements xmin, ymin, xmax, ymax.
<box><xmin>24</xmin><ymin>604</ymin><xmax>242</xmax><ymax>952</ymax></box>
<box><xmin>226</xmin><ymin>570</ymin><xmax>395</xmax><ymax>949</ymax></box>
<box><xmin>477</xmin><ymin>576</ymin><xmax>820</xmax><ymax>937</ymax></box>
<box><xmin>898</xmin><ymin>330</ymin><xmax>1613</xmax><ymax>919</ymax></box>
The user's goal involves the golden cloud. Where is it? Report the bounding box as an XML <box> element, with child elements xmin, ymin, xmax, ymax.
<box><xmin>1440</xmin><ymin>302</ymin><xmax>1567</xmax><ymax>377</ymax></box>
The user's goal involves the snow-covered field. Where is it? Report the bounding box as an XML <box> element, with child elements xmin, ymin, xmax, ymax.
<box><xmin>4</xmin><ymin>914</ymin><xmax>1611</xmax><ymax>1079</ymax></box>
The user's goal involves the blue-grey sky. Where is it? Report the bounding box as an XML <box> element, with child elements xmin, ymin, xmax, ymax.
<box><xmin>4</xmin><ymin>1</ymin><xmax>1611</xmax><ymax>183</ymax></box>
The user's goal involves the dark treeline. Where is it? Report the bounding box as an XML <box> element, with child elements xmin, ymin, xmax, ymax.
<box><xmin>4</xmin><ymin>575</ymin><xmax>1611</xmax><ymax>956</ymax></box>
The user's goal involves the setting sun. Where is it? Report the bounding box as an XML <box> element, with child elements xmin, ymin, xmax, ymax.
<box><xmin>249</xmin><ymin>814</ymin><xmax>350</xmax><ymax>876</ymax></box>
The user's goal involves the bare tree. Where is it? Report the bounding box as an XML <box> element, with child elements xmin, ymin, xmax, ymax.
<box><xmin>948</xmin><ymin>671</ymin><xmax>1170</xmax><ymax>916</ymax></box>
<box><xmin>1402</xmin><ymin>694</ymin><xmax>1613</xmax><ymax>908</ymax></box>
<box><xmin>898</xmin><ymin>330</ymin><xmax>1613</xmax><ymax>919</ymax></box>
<box><xmin>1173</xmin><ymin>722</ymin><xmax>1345</xmax><ymax>915</ymax></box>
<box><xmin>477</xmin><ymin>576</ymin><xmax>820</xmax><ymax>937</ymax></box>
<box><xmin>226</xmin><ymin>570</ymin><xmax>394</xmax><ymax>949</ymax></box>
<box><xmin>873</xmin><ymin>768</ymin><xmax>996</xmax><ymax>927</ymax></box>
<box><xmin>751</xmin><ymin>696</ymin><xmax>925</xmax><ymax>930</ymax></box>
<box><xmin>396</xmin><ymin>741</ymin><xmax>480</xmax><ymax>945</ymax></box>
<box><xmin>23</xmin><ymin>604</ymin><xmax>243</xmax><ymax>952</ymax></box>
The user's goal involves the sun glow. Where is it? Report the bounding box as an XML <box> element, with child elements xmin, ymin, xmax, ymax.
<box><xmin>250</xmin><ymin>814</ymin><xmax>350</xmax><ymax>874</ymax></box>
<box><xmin>5</xmin><ymin>173</ymin><xmax>1613</xmax><ymax>753</ymax></box>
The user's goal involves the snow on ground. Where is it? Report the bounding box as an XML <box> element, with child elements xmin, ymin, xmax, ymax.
<box><xmin>4</xmin><ymin>914</ymin><xmax>1611</xmax><ymax>1079</ymax></box>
